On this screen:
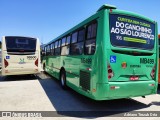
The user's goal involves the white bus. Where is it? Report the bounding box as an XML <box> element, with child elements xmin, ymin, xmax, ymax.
<box><xmin>1</xmin><ymin>36</ymin><xmax>41</xmax><ymax>76</ymax></box>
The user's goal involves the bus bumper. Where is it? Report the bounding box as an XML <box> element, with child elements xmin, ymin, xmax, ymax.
<box><xmin>1</xmin><ymin>68</ymin><xmax>41</xmax><ymax>76</ymax></box>
<box><xmin>94</xmin><ymin>80</ymin><xmax>157</xmax><ymax>100</ymax></box>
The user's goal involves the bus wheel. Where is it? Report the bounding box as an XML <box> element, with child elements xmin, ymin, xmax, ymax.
<box><xmin>60</xmin><ymin>70</ymin><xmax>67</xmax><ymax>89</ymax></box>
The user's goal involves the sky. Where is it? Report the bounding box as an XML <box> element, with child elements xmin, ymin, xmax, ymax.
<box><xmin>0</xmin><ymin>0</ymin><xmax>160</xmax><ymax>44</ymax></box>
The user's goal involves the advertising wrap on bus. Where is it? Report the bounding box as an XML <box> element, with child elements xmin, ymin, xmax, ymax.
<box><xmin>110</xmin><ymin>14</ymin><xmax>155</xmax><ymax>50</ymax></box>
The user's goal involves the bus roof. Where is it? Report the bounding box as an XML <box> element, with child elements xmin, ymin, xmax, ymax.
<box><xmin>45</xmin><ymin>4</ymin><xmax>156</xmax><ymax>46</ymax></box>
<box><xmin>97</xmin><ymin>4</ymin><xmax>117</xmax><ymax>12</ymax></box>
<box><xmin>2</xmin><ymin>36</ymin><xmax>38</xmax><ymax>39</ymax></box>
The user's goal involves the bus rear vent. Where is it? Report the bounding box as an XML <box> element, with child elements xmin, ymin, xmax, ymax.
<box><xmin>80</xmin><ymin>70</ymin><xmax>91</xmax><ymax>91</ymax></box>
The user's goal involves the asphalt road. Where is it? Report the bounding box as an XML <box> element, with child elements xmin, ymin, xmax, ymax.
<box><xmin>0</xmin><ymin>72</ymin><xmax>160</xmax><ymax>120</ymax></box>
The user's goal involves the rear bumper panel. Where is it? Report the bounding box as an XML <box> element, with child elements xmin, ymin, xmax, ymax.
<box><xmin>95</xmin><ymin>80</ymin><xmax>156</xmax><ymax>100</ymax></box>
<box><xmin>2</xmin><ymin>68</ymin><xmax>41</xmax><ymax>76</ymax></box>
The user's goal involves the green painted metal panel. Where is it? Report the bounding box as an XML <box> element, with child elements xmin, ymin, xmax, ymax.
<box><xmin>42</xmin><ymin>4</ymin><xmax>158</xmax><ymax>100</ymax></box>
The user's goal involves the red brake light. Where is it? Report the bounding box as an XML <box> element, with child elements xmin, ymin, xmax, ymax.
<box><xmin>108</xmin><ymin>63</ymin><xmax>114</xmax><ymax>80</ymax></box>
<box><xmin>35</xmin><ymin>58</ymin><xmax>38</xmax><ymax>67</ymax></box>
<box><xmin>4</xmin><ymin>59</ymin><xmax>9</xmax><ymax>68</ymax></box>
<box><xmin>130</xmin><ymin>76</ymin><xmax>139</xmax><ymax>81</ymax></box>
<box><xmin>108</xmin><ymin>69</ymin><xmax>112</xmax><ymax>73</ymax></box>
<box><xmin>150</xmin><ymin>65</ymin><xmax>156</xmax><ymax>79</ymax></box>
<box><xmin>108</xmin><ymin>65</ymin><xmax>111</xmax><ymax>69</ymax></box>
<box><xmin>110</xmin><ymin>86</ymin><xmax>115</xmax><ymax>90</ymax></box>
<box><xmin>149</xmin><ymin>84</ymin><xmax>154</xmax><ymax>86</ymax></box>
<box><xmin>110</xmin><ymin>86</ymin><xmax>120</xmax><ymax>90</ymax></box>
<box><xmin>122</xmin><ymin>62</ymin><xmax>127</xmax><ymax>69</ymax></box>
<box><xmin>108</xmin><ymin>75</ymin><xmax>111</xmax><ymax>79</ymax></box>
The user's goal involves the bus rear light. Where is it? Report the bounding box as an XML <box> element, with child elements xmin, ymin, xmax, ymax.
<box><xmin>35</xmin><ymin>58</ymin><xmax>38</xmax><ymax>67</ymax></box>
<box><xmin>108</xmin><ymin>63</ymin><xmax>114</xmax><ymax>79</ymax></box>
<box><xmin>150</xmin><ymin>65</ymin><xmax>156</xmax><ymax>79</ymax></box>
<box><xmin>4</xmin><ymin>59</ymin><xmax>9</xmax><ymax>68</ymax></box>
<box><xmin>149</xmin><ymin>84</ymin><xmax>154</xmax><ymax>87</ymax></box>
<box><xmin>108</xmin><ymin>75</ymin><xmax>112</xmax><ymax>79</ymax></box>
<box><xmin>108</xmin><ymin>65</ymin><xmax>111</xmax><ymax>69</ymax></box>
<box><xmin>122</xmin><ymin>62</ymin><xmax>127</xmax><ymax>69</ymax></box>
<box><xmin>130</xmin><ymin>76</ymin><xmax>139</xmax><ymax>81</ymax></box>
<box><xmin>110</xmin><ymin>86</ymin><xmax>120</xmax><ymax>90</ymax></box>
<box><xmin>86</xmin><ymin>68</ymin><xmax>92</xmax><ymax>71</ymax></box>
<box><xmin>92</xmin><ymin>89</ymin><xmax>96</xmax><ymax>92</ymax></box>
<box><xmin>108</xmin><ymin>69</ymin><xmax>112</xmax><ymax>73</ymax></box>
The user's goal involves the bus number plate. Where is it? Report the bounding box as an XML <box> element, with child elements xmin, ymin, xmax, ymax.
<box><xmin>27</xmin><ymin>56</ymin><xmax>37</xmax><ymax>60</ymax></box>
<box><xmin>140</xmin><ymin>58</ymin><xmax>154</xmax><ymax>64</ymax></box>
<box><xmin>81</xmin><ymin>58</ymin><xmax>92</xmax><ymax>64</ymax></box>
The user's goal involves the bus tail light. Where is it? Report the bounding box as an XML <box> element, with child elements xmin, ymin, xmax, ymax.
<box><xmin>35</xmin><ymin>58</ymin><xmax>38</xmax><ymax>67</ymax></box>
<box><xmin>122</xmin><ymin>62</ymin><xmax>127</xmax><ymax>69</ymax></box>
<box><xmin>108</xmin><ymin>64</ymin><xmax>114</xmax><ymax>79</ymax></box>
<box><xmin>110</xmin><ymin>86</ymin><xmax>120</xmax><ymax>90</ymax></box>
<box><xmin>150</xmin><ymin>65</ymin><xmax>156</xmax><ymax>79</ymax></box>
<box><xmin>149</xmin><ymin>84</ymin><xmax>154</xmax><ymax>87</ymax></box>
<box><xmin>130</xmin><ymin>76</ymin><xmax>139</xmax><ymax>81</ymax></box>
<box><xmin>4</xmin><ymin>59</ymin><xmax>9</xmax><ymax>68</ymax></box>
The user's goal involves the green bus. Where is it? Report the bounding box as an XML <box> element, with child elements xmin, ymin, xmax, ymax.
<box><xmin>42</xmin><ymin>4</ymin><xmax>158</xmax><ymax>100</ymax></box>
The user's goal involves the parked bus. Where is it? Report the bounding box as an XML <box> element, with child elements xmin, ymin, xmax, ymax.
<box><xmin>0</xmin><ymin>49</ymin><xmax>1</xmax><ymax>69</ymax></box>
<box><xmin>42</xmin><ymin>4</ymin><xmax>158</xmax><ymax>100</ymax></box>
<box><xmin>1</xmin><ymin>36</ymin><xmax>41</xmax><ymax>76</ymax></box>
<box><xmin>158</xmin><ymin>34</ymin><xmax>160</xmax><ymax>84</ymax></box>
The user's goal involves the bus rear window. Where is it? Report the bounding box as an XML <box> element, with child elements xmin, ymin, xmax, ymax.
<box><xmin>5</xmin><ymin>37</ymin><xmax>37</xmax><ymax>52</ymax></box>
<box><xmin>109</xmin><ymin>14</ymin><xmax>155</xmax><ymax>50</ymax></box>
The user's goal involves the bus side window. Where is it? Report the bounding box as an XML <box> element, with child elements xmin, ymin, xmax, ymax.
<box><xmin>61</xmin><ymin>36</ymin><xmax>69</xmax><ymax>56</ymax></box>
<box><xmin>78</xmin><ymin>29</ymin><xmax>85</xmax><ymax>42</ymax></box>
<box><xmin>46</xmin><ymin>45</ymin><xmax>48</xmax><ymax>56</ymax></box>
<box><xmin>61</xmin><ymin>46</ymin><xmax>70</xmax><ymax>55</ymax></box>
<box><xmin>71</xmin><ymin>32</ymin><xmax>78</xmax><ymax>43</ymax></box>
<box><xmin>70</xmin><ymin>42</ymin><xmax>83</xmax><ymax>55</ymax></box>
<box><xmin>51</xmin><ymin>43</ymin><xmax>55</xmax><ymax>55</ymax></box>
<box><xmin>48</xmin><ymin>44</ymin><xmax>51</xmax><ymax>56</ymax></box>
<box><xmin>46</xmin><ymin>45</ymin><xmax>49</xmax><ymax>56</ymax></box>
<box><xmin>66</xmin><ymin>35</ymin><xmax>71</xmax><ymax>45</ymax></box>
<box><xmin>85</xmin><ymin>22</ymin><xmax>97</xmax><ymax>55</ymax></box>
<box><xmin>58</xmin><ymin>40</ymin><xmax>61</xmax><ymax>55</ymax></box>
<box><xmin>44</xmin><ymin>46</ymin><xmax>46</xmax><ymax>56</ymax></box>
<box><xmin>61</xmin><ymin>37</ymin><xmax>66</xmax><ymax>46</ymax></box>
<box><xmin>61</xmin><ymin>35</ymin><xmax>70</xmax><ymax>55</ymax></box>
<box><xmin>70</xmin><ymin>29</ymin><xmax>84</xmax><ymax>55</ymax></box>
<box><xmin>55</xmin><ymin>40</ymin><xmax>61</xmax><ymax>56</ymax></box>
<box><xmin>55</xmin><ymin>41</ymin><xmax>58</xmax><ymax>55</ymax></box>
<box><xmin>50</xmin><ymin>43</ymin><xmax>53</xmax><ymax>55</ymax></box>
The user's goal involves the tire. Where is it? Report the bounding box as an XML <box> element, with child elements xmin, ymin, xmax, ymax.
<box><xmin>60</xmin><ymin>70</ymin><xmax>67</xmax><ymax>89</ymax></box>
